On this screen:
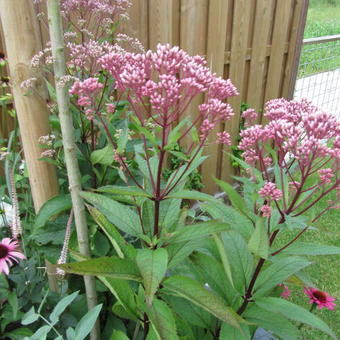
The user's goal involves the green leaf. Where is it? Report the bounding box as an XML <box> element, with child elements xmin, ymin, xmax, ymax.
<box><xmin>59</xmin><ymin>257</ymin><xmax>141</xmax><ymax>281</ymax></box>
<box><xmin>255</xmin><ymin>297</ymin><xmax>337</xmax><ymax>339</ymax></box>
<box><xmin>165</xmin><ymin>295</ymin><xmax>214</xmax><ymax>330</ymax></box>
<box><xmin>29</xmin><ymin>325</ymin><xmax>51</xmax><ymax>340</ymax></box>
<box><xmin>81</xmin><ymin>191</ymin><xmax>142</xmax><ymax>236</ymax></box>
<box><xmin>167</xmin><ymin>239</ymin><xmax>204</xmax><ymax>268</ymax></box>
<box><xmin>248</xmin><ymin>219</ymin><xmax>269</xmax><ymax>259</ymax></box>
<box><xmin>166</xmin><ymin>190</ymin><xmax>220</xmax><ymax>203</ymax></box>
<box><xmin>162</xmin><ymin>275</ymin><xmax>244</xmax><ymax>329</ymax></box>
<box><xmin>66</xmin><ymin>327</ymin><xmax>76</xmax><ymax>340</ymax></box>
<box><xmin>137</xmin><ymin>248</ymin><xmax>168</xmax><ymax>305</ymax></box>
<box><xmin>21</xmin><ymin>307</ymin><xmax>39</xmax><ymax>325</ymax></box>
<box><xmin>200</xmin><ymin>202</ymin><xmax>253</xmax><ymax>239</ymax></box>
<box><xmin>219</xmin><ymin>323</ymin><xmax>251</xmax><ymax>340</ymax></box>
<box><xmin>96</xmin><ymin>185</ymin><xmax>151</xmax><ymax>198</ymax></box>
<box><xmin>4</xmin><ymin>328</ymin><xmax>33</xmax><ymax>340</ymax></box>
<box><xmin>49</xmin><ymin>291</ymin><xmax>79</xmax><ymax>325</ymax></box>
<box><xmin>74</xmin><ymin>304</ymin><xmax>102</xmax><ymax>340</ymax></box>
<box><xmin>90</xmin><ymin>144</ymin><xmax>114</xmax><ymax>165</ymax></box>
<box><xmin>87</xmin><ymin>205</ymin><xmax>136</xmax><ymax>259</ymax></box>
<box><xmin>253</xmin><ymin>256</ymin><xmax>311</xmax><ymax>297</ymax></box>
<box><xmin>34</xmin><ymin>194</ymin><xmax>71</xmax><ymax>231</ymax></box>
<box><xmin>101</xmin><ymin>277</ymin><xmax>139</xmax><ymax>320</ymax></box>
<box><xmin>190</xmin><ymin>252</ymin><xmax>240</xmax><ymax>306</ymax></box>
<box><xmin>167</xmin><ymin>221</ymin><xmax>230</xmax><ymax>244</ymax></box>
<box><xmin>212</xmin><ymin>234</ymin><xmax>234</xmax><ymax>288</ymax></box>
<box><xmin>220</xmin><ymin>231</ymin><xmax>254</xmax><ymax>294</ymax></box>
<box><xmin>214</xmin><ymin>178</ymin><xmax>250</xmax><ymax>218</ymax></box>
<box><xmin>146</xmin><ymin>299</ymin><xmax>179</xmax><ymax>340</ymax></box>
<box><xmin>276</xmin><ymin>242</ymin><xmax>340</xmax><ymax>256</ymax></box>
<box><xmin>117</xmin><ymin>119</ymin><xmax>129</xmax><ymax>153</ymax></box>
<box><xmin>244</xmin><ymin>305</ymin><xmax>298</xmax><ymax>340</ymax></box>
<box><xmin>7</xmin><ymin>292</ymin><xmax>18</xmax><ymax>319</ymax></box>
<box><xmin>110</xmin><ymin>330</ymin><xmax>130</xmax><ymax>340</ymax></box>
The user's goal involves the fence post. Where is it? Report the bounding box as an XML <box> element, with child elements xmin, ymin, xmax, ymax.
<box><xmin>285</xmin><ymin>0</ymin><xmax>309</xmax><ymax>99</ymax></box>
<box><xmin>0</xmin><ymin>0</ymin><xmax>60</xmax><ymax>290</ymax></box>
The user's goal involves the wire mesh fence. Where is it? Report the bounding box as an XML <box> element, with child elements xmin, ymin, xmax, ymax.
<box><xmin>294</xmin><ymin>35</ymin><xmax>340</xmax><ymax>119</ymax></box>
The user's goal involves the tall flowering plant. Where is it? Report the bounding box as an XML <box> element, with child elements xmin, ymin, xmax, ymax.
<box><xmin>30</xmin><ymin>1</ymin><xmax>339</xmax><ymax>339</ymax></box>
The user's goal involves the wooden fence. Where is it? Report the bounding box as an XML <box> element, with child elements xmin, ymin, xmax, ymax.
<box><xmin>0</xmin><ymin>0</ymin><xmax>309</xmax><ymax>193</ymax></box>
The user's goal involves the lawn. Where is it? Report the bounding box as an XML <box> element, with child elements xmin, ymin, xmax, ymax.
<box><xmin>274</xmin><ymin>191</ymin><xmax>340</xmax><ymax>339</ymax></box>
<box><xmin>298</xmin><ymin>0</ymin><xmax>340</xmax><ymax>77</ymax></box>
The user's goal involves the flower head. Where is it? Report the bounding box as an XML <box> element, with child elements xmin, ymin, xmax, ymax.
<box><xmin>304</xmin><ymin>287</ymin><xmax>336</xmax><ymax>310</ymax></box>
<box><xmin>258</xmin><ymin>182</ymin><xmax>282</xmax><ymax>201</ymax></box>
<box><xmin>0</xmin><ymin>238</ymin><xmax>25</xmax><ymax>275</ymax></box>
<box><xmin>278</xmin><ymin>283</ymin><xmax>291</xmax><ymax>299</ymax></box>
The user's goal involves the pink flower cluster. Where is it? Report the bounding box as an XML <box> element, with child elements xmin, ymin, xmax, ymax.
<box><xmin>259</xmin><ymin>182</ymin><xmax>282</xmax><ymax>201</ymax></box>
<box><xmin>239</xmin><ymin>99</ymin><xmax>339</xmax><ymax>196</ymax></box>
<box><xmin>70</xmin><ymin>77</ymin><xmax>103</xmax><ymax>119</ymax></box>
<box><xmin>99</xmin><ymin>44</ymin><xmax>238</xmax><ymax>142</ymax></box>
<box><xmin>61</xmin><ymin>0</ymin><xmax>131</xmax><ymax>18</ymax></box>
<box><xmin>318</xmin><ymin>168</ymin><xmax>334</xmax><ymax>184</ymax></box>
<box><xmin>217</xmin><ymin>131</ymin><xmax>231</xmax><ymax>145</ymax></box>
<box><xmin>241</xmin><ymin>108</ymin><xmax>258</xmax><ymax>126</ymax></box>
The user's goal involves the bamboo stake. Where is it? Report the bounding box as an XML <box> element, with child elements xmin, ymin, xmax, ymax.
<box><xmin>46</xmin><ymin>1</ymin><xmax>100</xmax><ymax>338</ymax></box>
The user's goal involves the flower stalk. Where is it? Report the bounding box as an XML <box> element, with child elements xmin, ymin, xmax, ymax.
<box><xmin>46</xmin><ymin>1</ymin><xmax>100</xmax><ymax>338</ymax></box>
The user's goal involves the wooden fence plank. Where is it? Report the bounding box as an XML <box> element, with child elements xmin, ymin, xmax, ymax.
<box><xmin>201</xmin><ymin>0</ymin><xmax>230</xmax><ymax>193</ymax></box>
<box><xmin>149</xmin><ymin>0</ymin><xmax>174</xmax><ymax>48</ymax></box>
<box><xmin>282</xmin><ymin>0</ymin><xmax>309</xmax><ymax>99</ymax></box>
<box><xmin>264</xmin><ymin>0</ymin><xmax>292</xmax><ymax>105</ymax></box>
<box><xmin>246</xmin><ymin>0</ymin><xmax>273</xmax><ymax>112</ymax></box>
<box><xmin>221</xmin><ymin>0</ymin><xmax>251</xmax><ymax>182</ymax></box>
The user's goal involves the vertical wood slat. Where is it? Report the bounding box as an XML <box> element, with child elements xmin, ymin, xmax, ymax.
<box><xmin>180</xmin><ymin>0</ymin><xmax>208</xmax><ymax>131</ymax></box>
<box><xmin>246</xmin><ymin>0</ymin><xmax>273</xmax><ymax>112</ymax></box>
<box><xmin>149</xmin><ymin>0</ymin><xmax>174</xmax><ymax>49</ymax></box>
<box><xmin>264</xmin><ymin>0</ymin><xmax>292</xmax><ymax>105</ymax></box>
<box><xmin>221</xmin><ymin>0</ymin><xmax>252</xmax><ymax>182</ymax></box>
<box><xmin>282</xmin><ymin>0</ymin><xmax>309</xmax><ymax>99</ymax></box>
<box><xmin>125</xmin><ymin>0</ymin><xmax>149</xmax><ymax>49</ymax></box>
<box><xmin>201</xmin><ymin>0</ymin><xmax>230</xmax><ymax>194</ymax></box>
<box><xmin>0</xmin><ymin>0</ymin><xmax>59</xmax><ymax>210</ymax></box>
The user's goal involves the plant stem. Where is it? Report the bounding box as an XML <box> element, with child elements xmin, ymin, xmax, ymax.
<box><xmin>47</xmin><ymin>1</ymin><xmax>100</xmax><ymax>339</ymax></box>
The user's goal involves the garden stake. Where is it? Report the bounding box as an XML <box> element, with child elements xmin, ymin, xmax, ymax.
<box><xmin>46</xmin><ymin>0</ymin><xmax>100</xmax><ymax>338</ymax></box>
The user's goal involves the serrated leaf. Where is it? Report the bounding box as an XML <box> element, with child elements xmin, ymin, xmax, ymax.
<box><xmin>220</xmin><ymin>231</ymin><xmax>254</xmax><ymax>294</ymax></box>
<box><xmin>167</xmin><ymin>221</ymin><xmax>230</xmax><ymax>244</ymax></box>
<box><xmin>244</xmin><ymin>305</ymin><xmax>298</xmax><ymax>340</ymax></box>
<box><xmin>90</xmin><ymin>144</ymin><xmax>114</xmax><ymax>165</ymax></box>
<box><xmin>96</xmin><ymin>185</ymin><xmax>151</xmax><ymax>198</ymax></box>
<box><xmin>34</xmin><ymin>194</ymin><xmax>71</xmax><ymax>231</ymax></box>
<box><xmin>87</xmin><ymin>205</ymin><xmax>136</xmax><ymax>259</ymax></box>
<box><xmin>146</xmin><ymin>299</ymin><xmax>179</xmax><ymax>340</ymax></box>
<box><xmin>74</xmin><ymin>304</ymin><xmax>102</xmax><ymax>340</ymax></box>
<box><xmin>59</xmin><ymin>257</ymin><xmax>141</xmax><ymax>281</ymax></box>
<box><xmin>137</xmin><ymin>248</ymin><xmax>168</xmax><ymax>305</ymax></box>
<box><xmin>200</xmin><ymin>202</ymin><xmax>253</xmax><ymax>239</ymax></box>
<box><xmin>162</xmin><ymin>275</ymin><xmax>244</xmax><ymax>329</ymax></box>
<box><xmin>248</xmin><ymin>219</ymin><xmax>269</xmax><ymax>259</ymax></box>
<box><xmin>255</xmin><ymin>297</ymin><xmax>337</xmax><ymax>339</ymax></box>
<box><xmin>253</xmin><ymin>256</ymin><xmax>311</xmax><ymax>297</ymax></box>
<box><xmin>50</xmin><ymin>291</ymin><xmax>79</xmax><ymax>325</ymax></box>
<box><xmin>220</xmin><ymin>323</ymin><xmax>251</xmax><ymax>340</ymax></box>
<box><xmin>276</xmin><ymin>242</ymin><xmax>340</xmax><ymax>256</ymax></box>
<box><xmin>81</xmin><ymin>191</ymin><xmax>142</xmax><ymax>236</ymax></box>
<box><xmin>166</xmin><ymin>190</ymin><xmax>219</xmax><ymax>203</ymax></box>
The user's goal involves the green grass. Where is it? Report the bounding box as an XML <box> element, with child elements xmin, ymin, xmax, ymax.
<box><xmin>273</xmin><ymin>192</ymin><xmax>340</xmax><ymax>339</ymax></box>
<box><xmin>298</xmin><ymin>0</ymin><xmax>340</xmax><ymax>77</ymax></box>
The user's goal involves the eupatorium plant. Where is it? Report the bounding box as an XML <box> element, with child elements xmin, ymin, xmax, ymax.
<box><xmin>31</xmin><ymin>1</ymin><xmax>339</xmax><ymax>339</ymax></box>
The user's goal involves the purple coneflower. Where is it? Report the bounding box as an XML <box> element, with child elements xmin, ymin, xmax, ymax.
<box><xmin>0</xmin><ymin>238</ymin><xmax>25</xmax><ymax>275</ymax></box>
<box><xmin>304</xmin><ymin>287</ymin><xmax>336</xmax><ymax>310</ymax></box>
